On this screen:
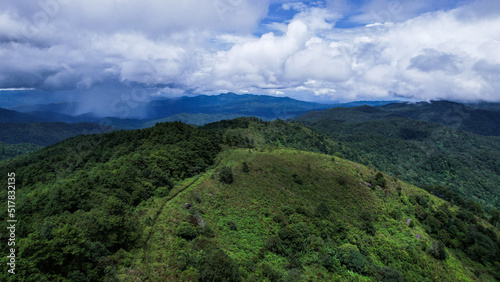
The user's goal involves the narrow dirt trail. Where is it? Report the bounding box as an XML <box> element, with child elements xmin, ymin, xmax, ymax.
<box><xmin>140</xmin><ymin>159</ymin><xmax>222</xmax><ymax>279</ymax></box>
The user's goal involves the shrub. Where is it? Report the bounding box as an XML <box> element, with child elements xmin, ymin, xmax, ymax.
<box><xmin>176</xmin><ymin>250</ymin><xmax>189</xmax><ymax>271</ymax></box>
<box><xmin>278</xmin><ymin>226</ymin><xmax>305</xmax><ymax>254</ymax></box>
<box><xmin>266</xmin><ymin>236</ymin><xmax>283</xmax><ymax>254</ymax></box>
<box><xmin>219</xmin><ymin>167</ymin><xmax>234</xmax><ymax>184</ymax></box>
<box><xmin>307</xmin><ymin>235</ymin><xmax>324</xmax><ymax>251</ymax></box>
<box><xmin>286</xmin><ymin>253</ymin><xmax>302</xmax><ymax>269</ymax></box>
<box><xmin>360</xmin><ymin>211</ymin><xmax>376</xmax><ymax>235</ymax></box>
<box><xmin>227</xmin><ymin>221</ymin><xmax>238</xmax><ymax>231</ymax></box>
<box><xmin>261</xmin><ymin>263</ymin><xmax>282</xmax><ymax>281</ymax></box>
<box><xmin>281</xmin><ymin>206</ymin><xmax>295</xmax><ymax>216</ymax></box>
<box><xmin>283</xmin><ymin>268</ymin><xmax>302</xmax><ymax>281</ymax></box>
<box><xmin>200</xmin><ymin>224</ymin><xmax>215</xmax><ymax>238</ymax></box>
<box><xmin>292</xmin><ymin>173</ymin><xmax>303</xmax><ymax>185</ymax></box>
<box><xmin>336</xmin><ymin>174</ymin><xmax>348</xmax><ymax>186</ymax></box>
<box><xmin>154</xmin><ymin>186</ymin><xmax>171</xmax><ymax>197</ymax></box>
<box><xmin>415</xmin><ymin>205</ymin><xmax>427</xmax><ymax>221</ymax></box>
<box><xmin>429</xmin><ymin>240</ymin><xmax>447</xmax><ymax>260</ymax></box>
<box><xmin>321</xmin><ymin>253</ymin><xmax>340</xmax><ymax>272</ymax></box>
<box><xmin>315</xmin><ymin>202</ymin><xmax>331</xmax><ymax>219</ymax></box>
<box><xmin>242</xmin><ymin>162</ymin><xmax>250</xmax><ymax>173</ymax></box>
<box><xmin>176</xmin><ymin>222</ymin><xmax>198</xmax><ymax>240</ymax></box>
<box><xmin>67</xmin><ymin>271</ymin><xmax>87</xmax><ymax>282</ymax></box>
<box><xmin>196</xmin><ymin>249</ymin><xmax>241</xmax><ymax>282</ymax></box>
<box><xmin>363</xmin><ymin>222</ymin><xmax>377</xmax><ymax>235</ymax></box>
<box><xmin>375</xmin><ymin>172</ymin><xmax>387</xmax><ymax>188</ymax></box>
<box><xmin>382</xmin><ymin>267</ymin><xmax>404</xmax><ymax>282</ymax></box>
<box><xmin>338</xmin><ymin>243</ymin><xmax>367</xmax><ymax>273</ymax></box>
<box><xmin>466</xmin><ymin>231</ymin><xmax>497</xmax><ymax>262</ymax></box>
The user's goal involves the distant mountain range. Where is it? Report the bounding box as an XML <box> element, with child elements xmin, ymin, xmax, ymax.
<box><xmin>3</xmin><ymin>93</ymin><xmax>399</xmax><ymax>128</ymax></box>
<box><xmin>1</xmin><ymin>94</ymin><xmax>499</xmax><ymax>151</ymax></box>
<box><xmin>297</xmin><ymin>100</ymin><xmax>500</xmax><ymax>136</ymax></box>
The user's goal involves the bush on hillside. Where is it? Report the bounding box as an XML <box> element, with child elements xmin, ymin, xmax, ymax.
<box><xmin>196</xmin><ymin>249</ymin><xmax>241</xmax><ymax>282</ymax></box>
<box><xmin>219</xmin><ymin>167</ymin><xmax>234</xmax><ymax>184</ymax></box>
<box><xmin>429</xmin><ymin>240</ymin><xmax>447</xmax><ymax>260</ymax></box>
<box><xmin>176</xmin><ymin>222</ymin><xmax>198</xmax><ymax>240</ymax></box>
<box><xmin>242</xmin><ymin>162</ymin><xmax>250</xmax><ymax>173</ymax></box>
<box><xmin>315</xmin><ymin>201</ymin><xmax>331</xmax><ymax>219</ymax></box>
<box><xmin>338</xmin><ymin>243</ymin><xmax>367</xmax><ymax>273</ymax></box>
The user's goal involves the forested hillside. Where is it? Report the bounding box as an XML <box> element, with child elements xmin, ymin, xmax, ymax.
<box><xmin>297</xmin><ymin>112</ymin><xmax>500</xmax><ymax>211</ymax></box>
<box><xmin>0</xmin><ymin>122</ymin><xmax>115</xmax><ymax>146</ymax></box>
<box><xmin>0</xmin><ymin>122</ymin><xmax>220</xmax><ymax>280</ymax></box>
<box><xmin>297</xmin><ymin>101</ymin><xmax>500</xmax><ymax>136</ymax></box>
<box><xmin>0</xmin><ymin>142</ymin><xmax>42</xmax><ymax>161</ymax></box>
<box><xmin>380</xmin><ymin>101</ymin><xmax>500</xmax><ymax>136</ymax></box>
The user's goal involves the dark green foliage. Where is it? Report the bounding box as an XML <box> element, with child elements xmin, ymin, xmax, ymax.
<box><xmin>0</xmin><ymin>122</ymin><xmax>221</xmax><ymax>281</ymax></box>
<box><xmin>227</xmin><ymin>221</ymin><xmax>238</xmax><ymax>231</ymax></box>
<box><xmin>489</xmin><ymin>209</ymin><xmax>500</xmax><ymax>227</ymax></box>
<box><xmin>297</xmin><ymin>112</ymin><xmax>500</xmax><ymax>211</ymax></box>
<box><xmin>281</xmin><ymin>206</ymin><xmax>295</xmax><ymax>216</ymax></box>
<box><xmin>204</xmin><ymin>118</ymin><xmax>343</xmax><ymax>156</ymax></box>
<box><xmin>277</xmin><ymin>225</ymin><xmax>306</xmax><ymax>254</ymax></box>
<box><xmin>2</xmin><ymin>115</ymin><xmax>499</xmax><ymax>281</ymax></box>
<box><xmin>219</xmin><ymin>166</ymin><xmax>234</xmax><ymax>184</ymax></box>
<box><xmin>261</xmin><ymin>263</ymin><xmax>282</xmax><ymax>281</ymax></box>
<box><xmin>381</xmin><ymin>267</ymin><xmax>404</xmax><ymax>282</ymax></box>
<box><xmin>466</xmin><ymin>232</ymin><xmax>497</xmax><ymax>263</ymax></box>
<box><xmin>177</xmin><ymin>222</ymin><xmax>198</xmax><ymax>240</ymax></box>
<box><xmin>338</xmin><ymin>244</ymin><xmax>367</xmax><ymax>273</ymax></box>
<box><xmin>242</xmin><ymin>161</ymin><xmax>250</xmax><ymax>173</ymax></box>
<box><xmin>283</xmin><ymin>268</ymin><xmax>302</xmax><ymax>281</ymax></box>
<box><xmin>292</xmin><ymin>173</ymin><xmax>303</xmax><ymax>185</ymax></box>
<box><xmin>286</xmin><ymin>253</ymin><xmax>302</xmax><ymax>269</ymax></box>
<box><xmin>67</xmin><ymin>270</ymin><xmax>87</xmax><ymax>282</ymax></box>
<box><xmin>320</xmin><ymin>253</ymin><xmax>340</xmax><ymax>272</ymax></box>
<box><xmin>374</xmin><ymin>172</ymin><xmax>387</xmax><ymax>188</ymax></box>
<box><xmin>0</xmin><ymin>141</ymin><xmax>43</xmax><ymax>161</ymax></box>
<box><xmin>408</xmin><ymin>220</ymin><xmax>415</xmax><ymax>228</ymax></box>
<box><xmin>424</xmin><ymin>186</ymin><xmax>485</xmax><ymax>216</ymax></box>
<box><xmin>315</xmin><ymin>201</ymin><xmax>331</xmax><ymax>219</ymax></box>
<box><xmin>429</xmin><ymin>240</ymin><xmax>448</xmax><ymax>260</ymax></box>
<box><xmin>360</xmin><ymin>211</ymin><xmax>377</xmax><ymax>235</ymax></box>
<box><xmin>399</xmin><ymin>128</ymin><xmax>429</xmax><ymax>140</ymax></box>
<box><xmin>196</xmin><ymin>249</ymin><xmax>241</xmax><ymax>282</ymax></box>
<box><xmin>0</xmin><ymin>122</ymin><xmax>115</xmax><ymax>146</ymax></box>
<box><xmin>176</xmin><ymin>250</ymin><xmax>190</xmax><ymax>271</ymax></box>
<box><xmin>415</xmin><ymin>205</ymin><xmax>427</xmax><ymax>220</ymax></box>
<box><xmin>154</xmin><ymin>186</ymin><xmax>171</xmax><ymax>197</ymax></box>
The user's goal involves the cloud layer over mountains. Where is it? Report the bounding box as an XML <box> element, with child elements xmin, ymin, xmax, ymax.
<box><xmin>1</xmin><ymin>0</ymin><xmax>499</xmax><ymax>103</ymax></box>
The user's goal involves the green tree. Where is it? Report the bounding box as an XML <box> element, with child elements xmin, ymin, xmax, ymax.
<box><xmin>219</xmin><ymin>167</ymin><xmax>234</xmax><ymax>184</ymax></box>
<box><xmin>197</xmin><ymin>249</ymin><xmax>241</xmax><ymax>282</ymax></box>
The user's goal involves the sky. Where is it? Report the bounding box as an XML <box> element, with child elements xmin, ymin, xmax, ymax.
<box><xmin>1</xmin><ymin>0</ymin><xmax>500</xmax><ymax>109</ymax></box>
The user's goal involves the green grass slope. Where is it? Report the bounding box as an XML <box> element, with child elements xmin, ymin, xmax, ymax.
<box><xmin>120</xmin><ymin>148</ymin><xmax>499</xmax><ymax>281</ymax></box>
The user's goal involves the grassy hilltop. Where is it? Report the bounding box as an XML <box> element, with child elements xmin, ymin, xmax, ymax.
<box><xmin>120</xmin><ymin>148</ymin><xmax>499</xmax><ymax>281</ymax></box>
